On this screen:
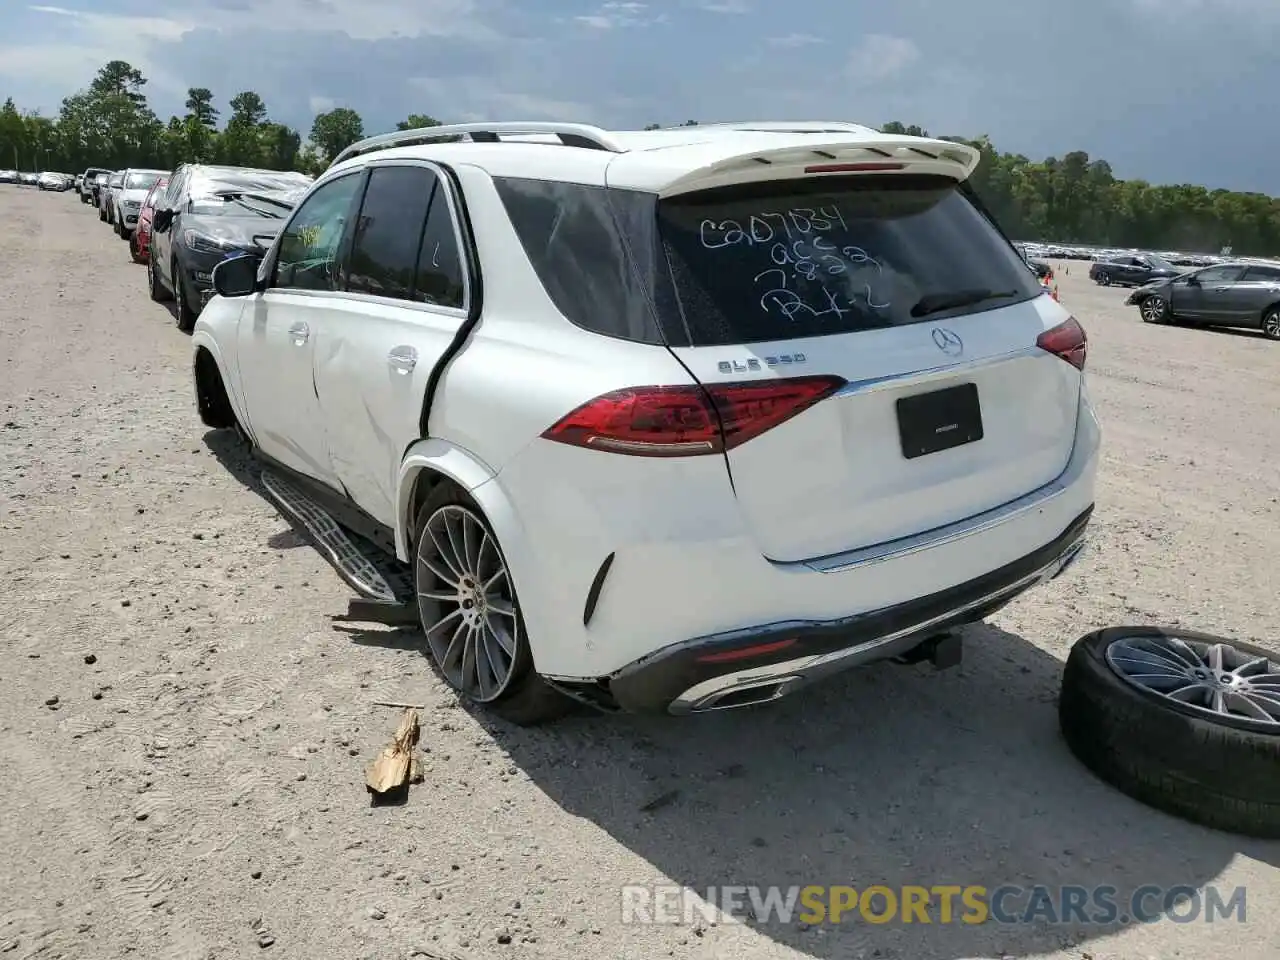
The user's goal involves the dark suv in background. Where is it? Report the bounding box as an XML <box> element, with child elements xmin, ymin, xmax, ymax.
<box><xmin>148</xmin><ymin>164</ymin><xmax>312</xmax><ymax>331</ymax></box>
<box><xmin>1088</xmin><ymin>253</ymin><xmax>1182</xmax><ymax>287</ymax></box>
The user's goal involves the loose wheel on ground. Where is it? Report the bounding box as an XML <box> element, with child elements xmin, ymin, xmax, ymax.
<box><xmin>1059</xmin><ymin>625</ymin><xmax>1280</xmax><ymax>838</ymax></box>
<box><xmin>412</xmin><ymin>482</ymin><xmax>574</xmax><ymax>726</ymax></box>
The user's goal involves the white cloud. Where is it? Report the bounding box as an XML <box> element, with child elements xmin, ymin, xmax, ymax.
<box><xmin>698</xmin><ymin>0</ymin><xmax>749</xmax><ymax>12</ymax></box>
<box><xmin>308</xmin><ymin>95</ymin><xmax>336</xmax><ymax>114</ymax></box>
<box><xmin>846</xmin><ymin>34</ymin><xmax>919</xmax><ymax>83</ymax></box>
<box><xmin>573</xmin><ymin>1</ymin><xmax>665</xmax><ymax>29</ymax></box>
<box><xmin>409</xmin><ymin>76</ymin><xmax>595</xmax><ymax>123</ymax></box>
<box><xmin>3</xmin><ymin>6</ymin><xmax>197</xmax><ymax>98</ymax></box>
<box><xmin>768</xmin><ymin>33</ymin><xmax>824</xmax><ymax>47</ymax></box>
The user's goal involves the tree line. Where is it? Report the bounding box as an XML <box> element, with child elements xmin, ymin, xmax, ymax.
<box><xmin>2</xmin><ymin>61</ymin><xmax>1277</xmax><ymax>256</ymax></box>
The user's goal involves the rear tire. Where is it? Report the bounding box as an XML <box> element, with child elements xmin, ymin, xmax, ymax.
<box><xmin>1096</xmin><ymin>271</ymin><xmax>1111</xmax><ymax>286</ymax></box>
<box><xmin>129</xmin><ymin>233</ymin><xmax>142</xmax><ymax>263</ymax></box>
<box><xmin>412</xmin><ymin>482</ymin><xmax>575</xmax><ymax>726</ymax></box>
<box><xmin>98</xmin><ymin>206</ymin><xmax>106</xmax><ymax>222</ymax></box>
<box><xmin>1262</xmin><ymin>307</ymin><xmax>1280</xmax><ymax>341</ymax></box>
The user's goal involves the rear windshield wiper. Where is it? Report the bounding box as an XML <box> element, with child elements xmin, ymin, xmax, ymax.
<box><xmin>910</xmin><ymin>288</ymin><xmax>1019</xmax><ymax>318</ymax></box>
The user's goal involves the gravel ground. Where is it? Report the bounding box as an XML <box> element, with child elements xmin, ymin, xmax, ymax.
<box><xmin>1</xmin><ymin>188</ymin><xmax>1277</xmax><ymax>960</ymax></box>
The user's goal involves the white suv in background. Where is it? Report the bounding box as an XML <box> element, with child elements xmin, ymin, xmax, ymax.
<box><xmin>111</xmin><ymin>168</ymin><xmax>169</xmax><ymax>240</ymax></box>
<box><xmin>191</xmin><ymin>121</ymin><xmax>1100</xmax><ymax>724</ymax></box>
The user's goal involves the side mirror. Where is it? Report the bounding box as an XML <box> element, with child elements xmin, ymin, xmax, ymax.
<box><xmin>212</xmin><ymin>255</ymin><xmax>260</xmax><ymax>298</ymax></box>
<box><xmin>152</xmin><ymin>208</ymin><xmax>173</xmax><ymax>233</ymax></box>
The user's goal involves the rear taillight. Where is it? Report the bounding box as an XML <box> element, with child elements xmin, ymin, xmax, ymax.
<box><xmin>1036</xmin><ymin>316</ymin><xmax>1087</xmax><ymax>371</ymax></box>
<box><xmin>540</xmin><ymin>375</ymin><xmax>845</xmax><ymax>457</ymax></box>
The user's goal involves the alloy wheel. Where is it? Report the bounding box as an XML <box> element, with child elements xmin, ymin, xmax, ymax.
<box><xmin>1105</xmin><ymin>633</ymin><xmax>1280</xmax><ymax>729</ymax></box>
<box><xmin>415</xmin><ymin>504</ymin><xmax>520</xmax><ymax>702</ymax></box>
<box><xmin>1140</xmin><ymin>297</ymin><xmax>1166</xmax><ymax>323</ymax></box>
<box><xmin>1263</xmin><ymin>311</ymin><xmax>1280</xmax><ymax>340</ymax></box>
<box><xmin>1097</xmin><ymin>272</ymin><xmax>1110</xmax><ymax>286</ymax></box>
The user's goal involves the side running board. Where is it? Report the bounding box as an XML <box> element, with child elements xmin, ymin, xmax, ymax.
<box><xmin>260</xmin><ymin>471</ymin><xmax>417</xmax><ymax>620</ymax></box>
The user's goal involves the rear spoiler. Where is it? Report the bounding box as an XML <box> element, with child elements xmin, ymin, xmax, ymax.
<box><xmin>652</xmin><ymin>136</ymin><xmax>980</xmax><ymax>198</ymax></box>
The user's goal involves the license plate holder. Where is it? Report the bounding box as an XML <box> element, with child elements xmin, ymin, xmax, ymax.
<box><xmin>896</xmin><ymin>382</ymin><xmax>983</xmax><ymax>460</ymax></box>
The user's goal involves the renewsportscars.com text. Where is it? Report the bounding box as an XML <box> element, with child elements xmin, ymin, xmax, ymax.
<box><xmin>620</xmin><ymin>884</ymin><xmax>1247</xmax><ymax>926</ymax></box>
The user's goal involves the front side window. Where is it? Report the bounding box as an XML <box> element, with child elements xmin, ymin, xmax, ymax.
<box><xmin>657</xmin><ymin>173</ymin><xmax>1042</xmax><ymax>345</ymax></box>
<box><xmin>1195</xmin><ymin>265</ymin><xmax>1246</xmax><ymax>285</ymax></box>
<box><xmin>272</xmin><ymin>174</ymin><xmax>363</xmax><ymax>292</ymax></box>
<box><xmin>346</xmin><ymin>165</ymin><xmax>437</xmax><ymax>301</ymax></box>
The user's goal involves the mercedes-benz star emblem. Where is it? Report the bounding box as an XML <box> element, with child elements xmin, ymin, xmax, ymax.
<box><xmin>932</xmin><ymin>327</ymin><xmax>964</xmax><ymax>357</ymax></box>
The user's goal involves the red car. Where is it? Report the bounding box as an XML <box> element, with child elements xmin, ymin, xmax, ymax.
<box><xmin>131</xmin><ymin>176</ymin><xmax>169</xmax><ymax>264</ymax></box>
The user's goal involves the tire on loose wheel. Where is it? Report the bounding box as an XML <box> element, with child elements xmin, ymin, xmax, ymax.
<box><xmin>412</xmin><ymin>481</ymin><xmax>574</xmax><ymax>726</ymax></box>
<box><xmin>1059</xmin><ymin>625</ymin><xmax>1280</xmax><ymax>838</ymax></box>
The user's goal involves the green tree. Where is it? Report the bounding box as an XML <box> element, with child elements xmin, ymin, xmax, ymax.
<box><xmin>396</xmin><ymin>114</ymin><xmax>441</xmax><ymax>131</ymax></box>
<box><xmin>310</xmin><ymin>107</ymin><xmax>364</xmax><ymax>163</ymax></box>
<box><xmin>228</xmin><ymin>91</ymin><xmax>267</xmax><ymax>127</ymax></box>
<box><xmin>184</xmin><ymin>87</ymin><xmax>218</xmax><ymax>128</ymax></box>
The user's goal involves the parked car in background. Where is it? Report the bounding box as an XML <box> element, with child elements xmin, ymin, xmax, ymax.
<box><xmin>189</xmin><ymin>120</ymin><xmax>1097</xmax><ymax>723</ymax></box>
<box><xmin>149</xmin><ymin>164</ymin><xmax>312</xmax><ymax>330</ymax></box>
<box><xmin>18</xmin><ymin>172</ymin><xmax>37</xmax><ymax>185</ymax></box>
<box><xmin>81</xmin><ymin>167</ymin><xmax>111</xmax><ymax>204</ymax></box>
<box><xmin>99</xmin><ymin>171</ymin><xmax>124</xmax><ymax>223</ymax></box>
<box><xmin>1088</xmin><ymin>253</ymin><xmax>1181</xmax><ymax>287</ymax></box>
<box><xmin>1126</xmin><ymin>261</ymin><xmax>1280</xmax><ymax>338</ymax></box>
<box><xmin>0</xmin><ymin>170</ymin><xmax>17</xmax><ymax>184</ymax></box>
<box><xmin>37</xmin><ymin>172</ymin><xmax>72</xmax><ymax>191</ymax></box>
<box><xmin>111</xmin><ymin>168</ymin><xmax>169</xmax><ymax>240</ymax></box>
<box><xmin>74</xmin><ymin>174</ymin><xmax>84</xmax><ymax>193</ymax></box>
<box><xmin>131</xmin><ymin>176</ymin><xmax>169</xmax><ymax>264</ymax></box>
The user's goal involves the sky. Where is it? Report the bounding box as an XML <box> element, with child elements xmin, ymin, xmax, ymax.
<box><xmin>1</xmin><ymin>0</ymin><xmax>1277</xmax><ymax>195</ymax></box>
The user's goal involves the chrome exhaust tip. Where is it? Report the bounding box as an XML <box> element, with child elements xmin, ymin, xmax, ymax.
<box><xmin>686</xmin><ymin>676</ymin><xmax>804</xmax><ymax>713</ymax></box>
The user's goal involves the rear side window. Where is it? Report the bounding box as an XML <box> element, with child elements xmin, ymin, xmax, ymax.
<box><xmin>412</xmin><ymin>189</ymin><xmax>466</xmax><ymax>309</ymax></box>
<box><xmin>1244</xmin><ymin>265</ymin><xmax>1280</xmax><ymax>282</ymax></box>
<box><xmin>494</xmin><ymin>177</ymin><xmax>664</xmax><ymax>343</ymax></box>
<box><xmin>658</xmin><ymin>174</ymin><xmax>1041</xmax><ymax>346</ymax></box>
<box><xmin>347</xmin><ymin>165</ymin><xmax>437</xmax><ymax>301</ymax></box>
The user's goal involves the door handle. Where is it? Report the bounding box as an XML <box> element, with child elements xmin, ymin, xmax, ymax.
<box><xmin>288</xmin><ymin>322</ymin><xmax>309</xmax><ymax>344</ymax></box>
<box><xmin>388</xmin><ymin>346</ymin><xmax>418</xmax><ymax>373</ymax></box>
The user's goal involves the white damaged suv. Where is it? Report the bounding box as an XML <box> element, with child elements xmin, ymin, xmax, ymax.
<box><xmin>191</xmin><ymin>121</ymin><xmax>1099</xmax><ymax>723</ymax></box>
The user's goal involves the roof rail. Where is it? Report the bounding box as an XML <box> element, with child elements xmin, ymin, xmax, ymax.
<box><xmin>672</xmin><ymin>120</ymin><xmax>878</xmax><ymax>134</ymax></box>
<box><xmin>330</xmin><ymin>122</ymin><xmax>626</xmax><ymax>168</ymax></box>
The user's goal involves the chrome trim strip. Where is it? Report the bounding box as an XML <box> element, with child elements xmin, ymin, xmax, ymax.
<box><xmin>669</xmin><ymin>530</ymin><xmax>1087</xmax><ymax>714</ymax></box>
<box><xmin>832</xmin><ymin>346</ymin><xmax>1044</xmax><ymax>399</ymax></box>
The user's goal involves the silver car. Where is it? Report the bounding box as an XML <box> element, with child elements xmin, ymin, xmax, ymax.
<box><xmin>99</xmin><ymin>171</ymin><xmax>123</xmax><ymax>223</ymax></box>
<box><xmin>111</xmin><ymin>168</ymin><xmax>169</xmax><ymax>240</ymax></box>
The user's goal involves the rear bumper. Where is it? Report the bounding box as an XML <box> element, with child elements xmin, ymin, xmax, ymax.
<box><xmin>608</xmin><ymin>505</ymin><xmax>1091</xmax><ymax>713</ymax></box>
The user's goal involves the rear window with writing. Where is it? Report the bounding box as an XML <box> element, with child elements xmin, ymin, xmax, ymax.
<box><xmin>657</xmin><ymin>174</ymin><xmax>1040</xmax><ymax>346</ymax></box>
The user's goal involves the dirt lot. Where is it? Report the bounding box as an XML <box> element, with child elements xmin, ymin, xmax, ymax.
<box><xmin>1</xmin><ymin>187</ymin><xmax>1277</xmax><ymax>960</ymax></box>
